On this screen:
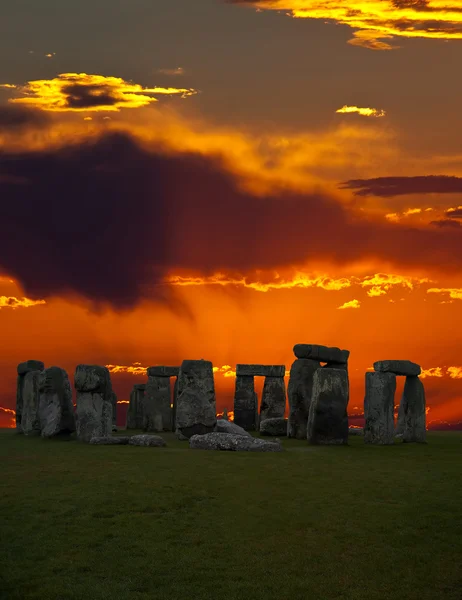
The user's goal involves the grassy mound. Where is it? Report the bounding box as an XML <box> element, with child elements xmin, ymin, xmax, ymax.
<box><xmin>1</xmin><ymin>430</ymin><xmax>461</xmax><ymax>600</ymax></box>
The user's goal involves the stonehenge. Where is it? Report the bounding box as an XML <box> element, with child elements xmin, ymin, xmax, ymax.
<box><xmin>38</xmin><ymin>367</ymin><xmax>76</xmax><ymax>438</ymax></box>
<box><xmin>16</xmin><ymin>360</ymin><xmax>45</xmax><ymax>433</ymax></box>
<box><xmin>74</xmin><ymin>365</ymin><xmax>113</xmax><ymax>442</ymax></box>
<box><xmin>233</xmin><ymin>364</ymin><xmax>286</xmax><ymax>430</ymax></box>
<box><xmin>307</xmin><ymin>368</ymin><xmax>349</xmax><ymax>445</ymax></box>
<box><xmin>175</xmin><ymin>359</ymin><xmax>217</xmax><ymax>439</ymax></box>
<box><xmin>364</xmin><ymin>360</ymin><xmax>426</xmax><ymax>444</ymax></box>
<box><xmin>143</xmin><ymin>366</ymin><xmax>179</xmax><ymax>432</ymax></box>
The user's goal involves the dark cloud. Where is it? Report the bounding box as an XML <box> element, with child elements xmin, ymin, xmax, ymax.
<box><xmin>61</xmin><ymin>84</ymin><xmax>119</xmax><ymax>109</ymax></box>
<box><xmin>340</xmin><ymin>176</ymin><xmax>462</xmax><ymax>197</ymax></box>
<box><xmin>0</xmin><ymin>105</ymin><xmax>49</xmax><ymax>129</ymax></box>
<box><xmin>1</xmin><ymin>132</ymin><xmax>462</xmax><ymax>311</ymax></box>
<box><xmin>430</xmin><ymin>219</ymin><xmax>461</xmax><ymax>229</ymax></box>
<box><xmin>445</xmin><ymin>208</ymin><xmax>462</xmax><ymax>219</ymax></box>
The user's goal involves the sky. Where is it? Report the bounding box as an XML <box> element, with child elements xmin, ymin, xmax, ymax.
<box><xmin>1</xmin><ymin>0</ymin><xmax>462</xmax><ymax>429</ymax></box>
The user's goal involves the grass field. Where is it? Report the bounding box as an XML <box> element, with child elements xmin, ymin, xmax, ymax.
<box><xmin>1</xmin><ymin>430</ymin><xmax>461</xmax><ymax>600</ymax></box>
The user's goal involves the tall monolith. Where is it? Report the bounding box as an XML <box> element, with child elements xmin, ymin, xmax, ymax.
<box><xmin>175</xmin><ymin>360</ymin><xmax>216</xmax><ymax>439</ymax></box>
<box><xmin>233</xmin><ymin>375</ymin><xmax>258</xmax><ymax>430</ymax></box>
<box><xmin>144</xmin><ymin>375</ymin><xmax>172</xmax><ymax>432</ymax></box>
<box><xmin>364</xmin><ymin>371</ymin><xmax>396</xmax><ymax>445</ymax></box>
<box><xmin>307</xmin><ymin>368</ymin><xmax>349</xmax><ymax>445</ymax></box>
<box><xmin>38</xmin><ymin>367</ymin><xmax>76</xmax><ymax>437</ymax></box>
<box><xmin>21</xmin><ymin>370</ymin><xmax>42</xmax><ymax>436</ymax></box>
<box><xmin>402</xmin><ymin>376</ymin><xmax>426</xmax><ymax>443</ymax></box>
<box><xmin>287</xmin><ymin>358</ymin><xmax>320</xmax><ymax>439</ymax></box>
<box><xmin>16</xmin><ymin>360</ymin><xmax>44</xmax><ymax>433</ymax></box>
<box><xmin>127</xmin><ymin>384</ymin><xmax>145</xmax><ymax>429</ymax></box>
<box><xmin>75</xmin><ymin>365</ymin><xmax>113</xmax><ymax>442</ymax></box>
<box><xmin>260</xmin><ymin>377</ymin><xmax>286</xmax><ymax>422</ymax></box>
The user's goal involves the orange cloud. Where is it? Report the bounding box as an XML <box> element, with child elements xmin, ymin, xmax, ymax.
<box><xmin>1</xmin><ymin>73</ymin><xmax>197</xmax><ymax>112</ymax></box>
<box><xmin>337</xmin><ymin>299</ymin><xmax>360</xmax><ymax>310</ymax></box>
<box><xmin>106</xmin><ymin>363</ymin><xmax>148</xmax><ymax>375</ymax></box>
<box><xmin>427</xmin><ymin>287</ymin><xmax>462</xmax><ymax>300</ymax></box>
<box><xmin>360</xmin><ymin>273</ymin><xmax>430</xmax><ymax>298</ymax></box>
<box><xmin>230</xmin><ymin>1</ymin><xmax>462</xmax><ymax>50</ymax></box>
<box><xmin>0</xmin><ymin>296</ymin><xmax>46</xmax><ymax>309</ymax></box>
<box><xmin>336</xmin><ymin>106</ymin><xmax>385</xmax><ymax>118</ymax></box>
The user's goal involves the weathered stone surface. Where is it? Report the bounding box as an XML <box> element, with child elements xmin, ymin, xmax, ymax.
<box><xmin>172</xmin><ymin>377</ymin><xmax>179</xmax><ymax>432</ymax></box>
<box><xmin>16</xmin><ymin>360</ymin><xmax>45</xmax><ymax>432</ymax></box>
<box><xmin>307</xmin><ymin>368</ymin><xmax>349</xmax><ymax>445</ymax></box>
<box><xmin>111</xmin><ymin>391</ymin><xmax>118</xmax><ymax>431</ymax></box>
<box><xmin>294</xmin><ymin>344</ymin><xmax>349</xmax><ymax>364</ymax></box>
<box><xmin>395</xmin><ymin>394</ymin><xmax>406</xmax><ymax>436</ymax></box>
<box><xmin>189</xmin><ymin>432</ymin><xmax>284</xmax><ymax>452</ymax></box>
<box><xmin>260</xmin><ymin>377</ymin><xmax>286</xmax><ymax>422</ymax></box>
<box><xmin>175</xmin><ymin>360</ymin><xmax>216</xmax><ymax>439</ymax></box>
<box><xmin>402</xmin><ymin>376</ymin><xmax>426</xmax><ymax>443</ymax></box>
<box><xmin>349</xmin><ymin>427</ymin><xmax>364</xmax><ymax>436</ymax></box>
<box><xmin>373</xmin><ymin>360</ymin><xmax>421</xmax><ymax>377</ymax></box>
<box><xmin>127</xmin><ymin>384</ymin><xmax>145</xmax><ymax>429</ymax></box>
<box><xmin>38</xmin><ymin>367</ymin><xmax>75</xmax><ymax>437</ymax></box>
<box><xmin>129</xmin><ymin>434</ymin><xmax>166</xmax><ymax>447</ymax></box>
<box><xmin>90</xmin><ymin>436</ymin><xmax>130</xmax><ymax>445</ymax></box>
<box><xmin>287</xmin><ymin>358</ymin><xmax>320</xmax><ymax>439</ymax></box>
<box><xmin>147</xmin><ymin>366</ymin><xmax>180</xmax><ymax>378</ymax></box>
<box><xmin>215</xmin><ymin>419</ymin><xmax>252</xmax><ymax>437</ymax></box>
<box><xmin>236</xmin><ymin>364</ymin><xmax>285</xmax><ymax>377</ymax></box>
<box><xmin>75</xmin><ymin>365</ymin><xmax>113</xmax><ymax>442</ymax></box>
<box><xmin>144</xmin><ymin>375</ymin><xmax>172</xmax><ymax>432</ymax></box>
<box><xmin>260</xmin><ymin>417</ymin><xmax>288</xmax><ymax>436</ymax></box>
<box><xmin>364</xmin><ymin>372</ymin><xmax>396</xmax><ymax>445</ymax></box>
<box><xmin>21</xmin><ymin>370</ymin><xmax>42</xmax><ymax>436</ymax></box>
<box><xmin>233</xmin><ymin>375</ymin><xmax>258</xmax><ymax>431</ymax></box>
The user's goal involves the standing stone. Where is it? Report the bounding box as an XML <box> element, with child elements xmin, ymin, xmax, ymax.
<box><xmin>395</xmin><ymin>395</ymin><xmax>406</xmax><ymax>437</ymax></box>
<box><xmin>364</xmin><ymin>372</ymin><xmax>396</xmax><ymax>445</ymax></box>
<box><xmin>175</xmin><ymin>360</ymin><xmax>216</xmax><ymax>439</ymax></box>
<box><xmin>260</xmin><ymin>376</ymin><xmax>286</xmax><ymax>423</ymax></box>
<box><xmin>287</xmin><ymin>358</ymin><xmax>320</xmax><ymax>439</ymax></box>
<box><xmin>307</xmin><ymin>368</ymin><xmax>349</xmax><ymax>445</ymax></box>
<box><xmin>111</xmin><ymin>391</ymin><xmax>118</xmax><ymax>431</ymax></box>
<box><xmin>403</xmin><ymin>376</ymin><xmax>426</xmax><ymax>443</ymax></box>
<box><xmin>233</xmin><ymin>375</ymin><xmax>258</xmax><ymax>431</ymax></box>
<box><xmin>172</xmin><ymin>377</ymin><xmax>179</xmax><ymax>432</ymax></box>
<box><xmin>144</xmin><ymin>375</ymin><xmax>172</xmax><ymax>432</ymax></box>
<box><xmin>21</xmin><ymin>370</ymin><xmax>42</xmax><ymax>436</ymax></box>
<box><xmin>16</xmin><ymin>360</ymin><xmax>44</xmax><ymax>433</ymax></box>
<box><xmin>75</xmin><ymin>365</ymin><xmax>113</xmax><ymax>442</ymax></box>
<box><xmin>38</xmin><ymin>367</ymin><xmax>76</xmax><ymax>437</ymax></box>
<box><xmin>127</xmin><ymin>384</ymin><xmax>145</xmax><ymax>429</ymax></box>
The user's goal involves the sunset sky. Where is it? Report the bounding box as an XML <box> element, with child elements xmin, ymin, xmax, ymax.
<box><xmin>1</xmin><ymin>0</ymin><xmax>462</xmax><ymax>429</ymax></box>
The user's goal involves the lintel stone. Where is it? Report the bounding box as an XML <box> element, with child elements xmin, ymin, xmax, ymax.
<box><xmin>293</xmin><ymin>344</ymin><xmax>349</xmax><ymax>364</ymax></box>
<box><xmin>373</xmin><ymin>360</ymin><xmax>421</xmax><ymax>377</ymax></box>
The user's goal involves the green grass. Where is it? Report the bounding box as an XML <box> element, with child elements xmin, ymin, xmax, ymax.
<box><xmin>1</xmin><ymin>430</ymin><xmax>461</xmax><ymax>600</ymax></box>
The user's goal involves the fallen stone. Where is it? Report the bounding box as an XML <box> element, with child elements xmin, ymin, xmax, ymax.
<box><xmin>287</xmin><ymin>358</ymin><xmax>320</xmax><ymax>439</ymax></box>
<box><xmin>144</xmin><ymin>374</ymin><xmax>172</xmax><ymax>432</ymax></box>
<box><xmin>90</xmin><ymin>436</ymin><xmax>130</xmax><ymax>445</ymax></box>
<box><xmin>189</xmin><ymin>432</ymin><xmax>284</xmax><ymax>452</ymax></box>
<box><xmin>294</xmin><ymin>344</ymin><xmax>349</xmax><ymax>365</ymax></box>
<box><xmin>236</xmin><ymin>364</ymin><xmax>285</xmax><ymax>377</ymax></box>
<box><xmin>16</xmin><ymin>360</ymin><xmax>45</xmax><ymax>433</ymax></box>
<box><xmin>233</xmin><ymin>375</ymin><xmax>258</xmax><ymax>431</ymax></box>
<box><xmin>260</xmin><ymin>377</ymin><xmax>286</xmax><ymax>421</ymax></box>
<box><xmin>175</xmin><ymin>360</ymin><xmax>216</xmax><ymax>438</ymax></box>
<box><xmin>402</xmin><ymin>376</ymin><xmax>426</xmax><ymax>443</ymax></box>
<box><xmin>129</xmin><ymin>434</ymin><xmax>166</xmax><ymax>447</ymax></box>
<box><xmin>215</xmin><ymin>419</ymin><xmax>252</xmax><ymax>437</ymax></box>
<box><xmin>147</xmin><ymin>366</ymin><xmax>180</xmax><ymax>378</ymax></box>
<box><xmin>348</xmin><ymin>427</ymin><xmax>364</xmax><ymax>436</ymax></box>
<box><xmin>21</xmin><ymin>370</ymin><xmax>42</xmax><ymax>436</ymax></box>
<box><xmin>38</xmin><ymin>367</ymin><xmax>76</xmax><ymax>438</ymax></box>
<box><xmin>373</xmin><ymin>360</ymin><xmax>421</xmax><ymax>377</ymax></box>
<box><xmin>307</xmin><ymin>368</ymin><xmax>349</xmax><ymax>445</ymax></box>
<box><xmin>260</xmin><ymin>417</ymin><xmax>288</xmax><ymax>436</ymax></box>
<box><xmin>364</xmin><ymin>372</ymin><xmax>396</xmax><ymax>445</ymax></box>
<box><xmin>75</xmin><ymin>365</ymin><xmax>113</xmax><ymax>442</ymax></box>
<box><xmin>127</xmin><ymin>384</ymin><xmax>145</xmax><ymax>429</ymax></box>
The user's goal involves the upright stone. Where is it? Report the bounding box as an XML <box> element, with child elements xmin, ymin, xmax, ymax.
<box><xmin>260</xmin><ymin>376</ymin><xmax>286</xmax><ymax>422</ymax></box>
<box><xmin>233</xmin><ymin>375</ymin><xmax>258</xmax><ymax>431</ymax></box>
<box><xmin>21</xmin><ymin>370</ymin><xmax>42</xmax><ymax>436</ymax></box>
<box><xmin>307</xmin><ymin>368</ymin><xmax>349</xmax><ymax>445</ymax></box>
<box><xmin>75</xmin><ymin>365</ymin><xmax>113</xmax><ymax>442</ymax></box>
<box><xmin>127</xmin><ymin>384</ymin><xmax>145</xmax><ymax>429</ymax></box>
<box><xmin>395</xmin><ymin>395</ymin><xmax>406</xmax><ymax>437</ymax></box>
<box><xmin>111</xmin><ymin>391</ymin><xmax>118</xmax><ymax>431</ymax></box>
<box><xmin>16</xmin><ymin>360</ymin><xmax>44</xmax><ymax>433</ymax></box>
<box><xmin>364</xmin><ymin>371</ymin><xmax>396</xmax><ymax>445</ymax></box>
<box><xmin>175</xmin><ymin>360</ymin><xmax>216</xmax><ymax>439</ymax></box>
<box><xmin>402</xmin><ymin>376</ymin><xmax>426</xmax><ymax>443</ymax></box>
<box><xmin>287</xmin><ymin>358</ymin><xmax>320</xmax><ymax>439</ymax></box>
<box><xmin>172</xmin><ymin>377</ymin><xmax>179</xmax><ymax>432</ymax></box>
<box><xmin>144</xmin><ymin>374</ymin><xmax>172</xmax><ymax>432</ymax></box>
<box><xmin>38</xmin><ymin>367</ymin><xmax>76</xmax><ymax>437</ymax></box>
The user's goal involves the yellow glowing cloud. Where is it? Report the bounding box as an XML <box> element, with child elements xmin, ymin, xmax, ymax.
<box><xmin>0</xmin><ymin>296</ymin><xmax>46</xmax><ymax>309</ymax></box>
<box><xmin>420</xmin><ymin>367</ymin><xmax>444</xmax><ymax>379</ymax></box>
<box><xmin>427</xmin><ymin>287</ymin><xmax>462</xmax><ymax>300</ymax></box>
<box><xmin>2</xmin><ymin>73</ymin><xmax>197</xmax><ymax>112</ymax></box>
<box><xmin>234</xmin><ymin>1</ymin><xmax>462</xmax><ymax>49</ymax></box>
<box><xmin>213</xmin><ymin>365</ymin><xmax>237</xmax><ymax>378</ymax></box>
<box><xmin>106</xmin><ymin>363</ymin><xmax>148</xmax><ymax>375</ymax></box>
<box><xmin>337</xmin><ymin>299</ymin><xmax>360</xmax><ymax>309</ymax></box>
<box><xmin>447</xmin><ymin>366</ymin><xmax>462</xmax><ymax>379</ymax></box>
<box><xmin>360</xmin><ymin>273</ymin><xmax>430</xmax><ymax>297</ymax></box>
<box><xmin>336</xmin><ymin>106</ymin><xmax>385</xmax><ymax>118</ymax></box>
